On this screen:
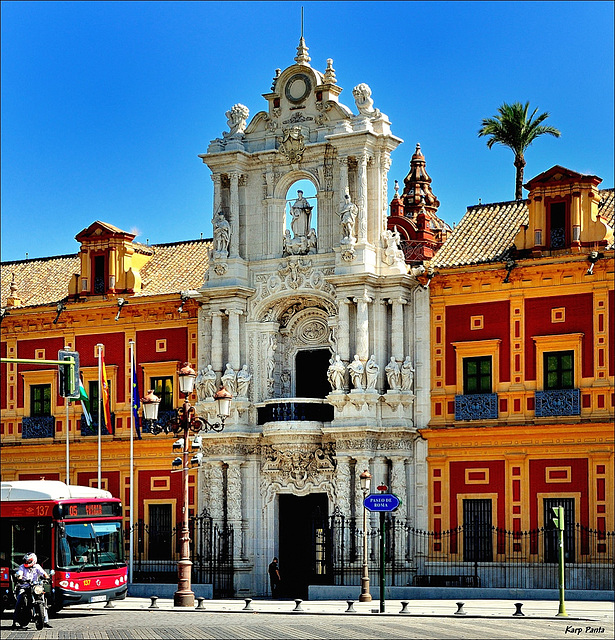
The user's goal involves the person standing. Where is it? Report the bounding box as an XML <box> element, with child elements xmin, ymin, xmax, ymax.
<box><xmin>268</xmin><ymin>557</ymin><xmax>281</xmax><ymax>598</ymax></box>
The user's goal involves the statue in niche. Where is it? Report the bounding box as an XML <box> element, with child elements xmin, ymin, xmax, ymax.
<box><xmin>352</xmin><ymin>83</ymin><xmax>380</xmax><ymax>117</ymax></box>
<box><xmin>347</xmin><ymin>354</ymin><xmax>365</xmax><ymax>391</ymax></box>
<box><xmin>200</xmin><ymin>365</ymin><xmax>217</xmax><ymax>399</ymax></box>
<box><xmin>236</xmin><ymin>364</ymin><xmax>252</xmax><ymax>398</ymax></box>
<box><xmin>290</xmin><ymin>190</ymin><xmax>313</xmax><ymax>239</ymax></box>
<box><xmin>364</xmin><ymin>355</ymin><xmax>379</xmax><ymax>391</ymax></box>
<box><xmin>224</xmin><ymin>103</ymin><xmax>249</xmax><ymax>137</ymax></box>
<box><xmin>401</xmin><ymin>356</ymin><xmax>415</xmax><ymax>391</ymax></box>
<box><xmin>338</xmin><ymin>193</ymin><xmax>358</xmax><ymax>245</ymax></box>
<box><xmin>212</xmin><ymin>211</ymin><xmax>231</xmax><ymax>257</ymax></box>
<box><xmin>385</xmin><ymin>357</ymin><xmax>401</xmax><ymax>391</ymax></box>
<box><xmin>327</xmin><ymin>354</ymin><xmax>346</xmax><ymax>392</ymax></box>
<box><xmin>221</xmin><ymin>363</ymin><xmax>237</xmax><ymax>396</ymax></box>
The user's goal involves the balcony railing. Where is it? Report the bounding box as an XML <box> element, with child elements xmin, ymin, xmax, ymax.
<box><xmin>80</xmin><ymin>412</ymin><xmax>115</xmax><ymax>436</ymax></box>
<box><xmin>535</xmin><ymin>388</ymin><xmax>581</xmax><ymax>417</ymax></box>
<box><xmin>22</xmin><ymin>416</ymin><xmax>55</xmax><ymax>439</ymax></box>
<box><xmin>257</xmin><ymin>398</ymin><xmax>334</xmax><ymax>425</ymax></box>
<box><xmin>141</xmin><ymin>409</ymin><xmax>179</xmax><ymax>434</ymax></box>
<box><xmin>455</xmin><ymin>393</ymin><xmax>498</xmax><ymax>421</ymax></box>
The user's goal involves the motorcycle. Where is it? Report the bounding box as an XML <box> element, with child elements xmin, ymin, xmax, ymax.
<box><xmin>13</xmin><ymin>572</ymin><xmax>53</xmax><ymax>630</ymax></box>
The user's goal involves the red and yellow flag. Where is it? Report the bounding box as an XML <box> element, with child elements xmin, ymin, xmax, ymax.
<box><xmin>101</xmin><ymin>352</ymin><xmax>112</xmax><ymax>432</ymax></box>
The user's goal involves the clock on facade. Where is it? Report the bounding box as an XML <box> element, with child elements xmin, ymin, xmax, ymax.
<box><xmin>285</xmin><ymin>74</ymin><xmax>312</xmax><ymax>104</ymax></box>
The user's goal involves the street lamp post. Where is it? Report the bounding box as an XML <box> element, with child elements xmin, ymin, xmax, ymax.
<box><xmin>359</xmin><ymin>469</ymin><xmax>372</xmax><ymax>602</ymax></box>
<box><xmin>142</xmin><ymin>362</ymin><xmax>232</xmax><ymax>608</ymax></box>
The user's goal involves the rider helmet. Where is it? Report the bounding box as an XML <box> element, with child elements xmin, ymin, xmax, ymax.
<box><xmin>23</xmin><ymin>553</ymin><xmax>37</xmax><ymax>567</ymax></box>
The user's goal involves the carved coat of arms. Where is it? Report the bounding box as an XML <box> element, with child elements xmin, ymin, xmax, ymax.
<box><xmin>278</xmin><ymin>126</ymin><xmax>305</xmax><ymax>163</ymax></box>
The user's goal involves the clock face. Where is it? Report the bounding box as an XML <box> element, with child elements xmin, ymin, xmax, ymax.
<box><xmin>285</xmin><ymin>74</ymin><xmax>311</xmax><ymax>104</ymax></box>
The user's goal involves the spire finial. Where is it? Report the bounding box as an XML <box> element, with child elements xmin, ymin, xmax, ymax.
<box><xmin>294</xmin><ymin>6</ymin><xmax>310</xmax><ymax>65</ymax></box>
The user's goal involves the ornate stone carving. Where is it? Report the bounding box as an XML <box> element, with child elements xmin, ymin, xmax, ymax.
<box><xmin>221</xmin><ymin>363</ymin><xmax>237</xmax><ymax>395</ymax></box>
<box><xmin>382</xmin><ymin>228</ymin><xmax>404</xmax><ymax>265</ymax></box>
<box><xmin>353</xmin><ymin>83</ymin><xmax>380</xmax><ymax>118</ymax></box>
<box><xmin>278</xmin><ymin>126</ymin><xmax>305</xmax><ymax>163</ymax></box>
<box><xmin>224</xmin><ymin>104</ymin><xmax>249</xmax><ymax>137</ymax></box>
<box><xmin>213</xmin><ymin>262</ymin><xmax>228</xmax><ymax>276</ymax></box>
<box><xmin>261</xmin><ymin>443</ymin><xmax>336</xmax><ymax>490</ymax></box>
<box><xmin>196</xmin><ymin>364</ymin><xmax>217</xmax><ymax>400</ymax></box>
<box><xmin>385</xmin><ymin>357</ymin><xmax>401</xmax><ymax>391</ymax></box>
<box><xmin>327</xmin><ymin>354</ymin><xmax>346</xmax><ymax>391</ymax></box>
<box><xmin>212</xmin><ymin>211</ymin><xmax>231</xmax><ymax>259</ymax></box>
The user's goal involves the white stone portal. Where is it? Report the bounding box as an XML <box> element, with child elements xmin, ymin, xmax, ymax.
<box><xmin>194</xmin><ymin>38</ymin><xmax>429</xmax><ymax>597</ymax></box>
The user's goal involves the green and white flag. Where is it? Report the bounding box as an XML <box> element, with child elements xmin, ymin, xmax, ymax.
<box><xmin>71</xmin><ymin>380</ymin><xmax>92</xmax><ymax>427</ymax></box>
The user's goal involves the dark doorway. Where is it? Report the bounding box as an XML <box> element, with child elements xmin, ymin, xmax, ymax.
<box><xmin>462</xmin><ymin>498</ymin><xmax>493</xmax><ymax>562</ymax></box>
<box><xmin>278</xmin><ymin>494</ymin><xmax>329</xmax><ymax>599</ymax></box>
<box><xmin>544</xmin><ymin>497</ymin><xmax>575</xmax><ymax>563</ymax></box>
<box><xmin>295</xmin><ymin>349</ymin><xmax>331</xmax><ymax>398</ymax></box>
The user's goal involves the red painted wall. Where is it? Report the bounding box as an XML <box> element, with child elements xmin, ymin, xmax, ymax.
<box><xmin>76</xmin><ymin>333</ymin><xmax>126</xmax><ymax>402</ymax></box>
<box><xmin>528</xmin><ymin>458</ymin><xmax>589</xmax><ymax>528</ymax></box>
<box><xmin>445</xmin><ymin>301</ymin><xmax>511</xmax><ymax>386</ymax></box>
<box><xmin>609</xmin><ymin>290</ymin><xmax>614</xmax><ymax>377</ymax></box>
<box><xmin>1</xmin><ymin>340</ymin><xmax>7</xmax><ymax>410</ymax></box>
<box><xmin>76</xmin><ymin>471</ymin><xmax>121</xmax><ymax>501</ymax></box>
<box><xmin>137</xmin><ymin>468</ymin><xmax>196</xmax><ymax>525</ymax></box>
<box><xmin>16</xmin><ymin>337</ymin><xmax>66</xmax><ymax>408</ymax></box>
<box><xmin>449</xmin><ymin>460</ymin><xmax>506</xmax><ymax>528</ymax></box>
<box><xmin>524</xmin><ymin>294</ymin><xmax>594</xmax><ymax>381</ymax></box>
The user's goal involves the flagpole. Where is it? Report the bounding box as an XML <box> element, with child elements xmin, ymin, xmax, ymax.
<box><xmin>66</xmin><ymin>395</ymin><xmax>70</xmax><ymax>485</ymax></box>
<box><xmin>97</xmin><ymin>343</ymin><xmax>103</xmax><ymax>489</ymax></box>
<box><xmin>129</xmin><ymin>340</ymin><xmax>135</xmax><ymax>585</ymax></box>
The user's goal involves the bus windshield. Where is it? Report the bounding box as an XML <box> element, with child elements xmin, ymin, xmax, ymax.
<box><xmin>57</xmin><ymin>521</ymin><xmax>125</xmax><ymax>570</ymax></box>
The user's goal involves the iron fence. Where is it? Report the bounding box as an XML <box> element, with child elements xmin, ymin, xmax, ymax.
<box><xmin>325</xmin><ymin>511</ymin><xmax>614</xmax><ymax>591</ymax></box>
<box><xmin>130</xmin><ymin>512</ymin><xmax>234</xmax><ymax>597</ymax></box>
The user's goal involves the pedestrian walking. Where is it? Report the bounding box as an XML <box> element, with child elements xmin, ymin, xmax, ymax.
<box><xmin>268</xmin><ymin>557</ymin><xmax>281</xmax><ymax>598</ymax></box>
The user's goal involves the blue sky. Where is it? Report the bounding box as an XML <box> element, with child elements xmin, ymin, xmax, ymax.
<box><xmin>1</xmin><ymin>1</ymin><xmax>613</xmax><ymax>262</ymax></box>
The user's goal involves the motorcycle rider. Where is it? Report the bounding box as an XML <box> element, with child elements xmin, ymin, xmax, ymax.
<box><xmin>11</xmin><ymin>552</ymin><xmax>52</xmax><ymax>630</ymax></box>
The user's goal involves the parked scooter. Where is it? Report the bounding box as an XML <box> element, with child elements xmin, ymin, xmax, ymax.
<box><xmin>13</xmin><ymin>571</ymin><xmax>54</xmax><ymax>630</ymax></box>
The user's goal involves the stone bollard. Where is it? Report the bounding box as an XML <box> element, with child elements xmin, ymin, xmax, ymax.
<box><xmin>104</xmin><ymin>599</ymin><xmax>115</xmax><ymax>609</ymax></box>
<box><xmin>513</xmin><ymin>602</ymin><xmax>525</xmax><ymax>617</ymax></box>
<box><xmin>243</xmin><ymin>598</ymin><xmax>253</xmax><ymax>611</ymax></box>
<box><xmin>345</xmin><ymin>600</ymin><xmax>356</xmax><ymax>613</ymax></box>
<box><xmin>293</xmin><ymin>599</ymin><xmax>304</xmax><ymax>612</ymax></box>
<box><xmin>454</xmin><ymin>602</ymin><xmax>466</xmax><ymax>615</ymax></box>
<box><xmin>399</xmin><ymin>601</ymin><xmax>410</xmax><ymax>614</ymax></box>
<box><xmin>149</xmin><ymin>596</ymin><xmax>159</xmax><ymax>609</ymax></box>
<box><xmin>196</xmin><ymin>597</ymin><xmax>206</xmax><ymax>610</ymax></box>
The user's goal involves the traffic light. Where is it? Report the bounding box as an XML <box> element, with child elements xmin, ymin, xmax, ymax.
<box><xmin>551</xmin><ymin>506</ymin><xmax>565</xmax><ymax>531</ymax></box>
<box><xmin>58</xmin><ymin>350</ymin><xmax>80</xmax><ymax>398</ymax></box>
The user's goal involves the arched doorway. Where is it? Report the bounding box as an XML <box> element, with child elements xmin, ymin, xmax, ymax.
<box><xmin>295</xmin><ymin>349</ymin><xmax>331</xmax><ymax>399</ymax></box>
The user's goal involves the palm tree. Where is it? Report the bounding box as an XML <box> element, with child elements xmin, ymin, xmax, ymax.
<box><xmin>478</xmin><ymin>101</ymin><xmax>561</xmax><ymax>200</ymax></box>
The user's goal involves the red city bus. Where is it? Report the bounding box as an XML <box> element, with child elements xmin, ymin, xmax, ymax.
<box><xmin>1</xmin><ymin>480</ymin><xmax>127</xmax><ymax>612</ymax></box>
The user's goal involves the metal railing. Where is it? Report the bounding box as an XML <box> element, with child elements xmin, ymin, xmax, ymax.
<box><xmin>535</xmin><ymin>388</ymin><xmax>581</xmax><ymax>417</ymax></box>
<box><xmin>454</xmin><ymin>393</ymin><xmax>498</xmax><ymax>421</ymax></box>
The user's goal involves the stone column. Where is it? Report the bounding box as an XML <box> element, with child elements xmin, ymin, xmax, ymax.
<box><xmin>197</xmin><ymin>309</ymin><xmax>211</xmax><ymax>371</ymax></box>
<box><xmin>335</xmin><ymin>457</ymin><xmax>352</xmax><ymax>517</ymax></box>
<box><xmin>226</xmin><ymin>309</ymin><xmax>243</xmax><ymax>370</ymax></box>
<box><xmin>212</xmin><ymin>174</ymin><xmax>222</xmax><ymax>214</ymax></box>
<box><xmin>211</xmin><ymin>311</ymin><xmax>224</xmax><ymax>373</ymax></box>
<box><xmin>208</xmin><ymin>461</ymin><xmax>225</xmax><ymax>523</ymax></box>
<box><xmin>337</xmin><ymin>298</ymin><xmax>351</xmax><ymax>364</ymax></box>
<box><xmin>338</xmin><ymin>156</ymin><xmax>349</xmax><ymax>196</ymax></box>
<box><xmin>226</xmin><ymin>460</ymin><xmax>244</xmax><ymax>559</ymax></box>
<box><xmin>357</xmin><ymin>154</ymin><xmax>368</xmax><ymax>244</ymax></box>
<box><xmin>229</xmin><ymin>172</ymin><xmax>240</xmax><ymax>258</ymax></box>
<box><xmin>390</xmin><ymin>457</ymin><xmax>407</xmax><ymax>521</ymax></box>
<box><xmin>354</xmin><ymin>293</ymin><xmax>371</xmax><ymax>361</ymax></box>
<box><xmin>390</xmin><ymin>297</ymin><xmax>407</xmax><ymax>360</ymax></box>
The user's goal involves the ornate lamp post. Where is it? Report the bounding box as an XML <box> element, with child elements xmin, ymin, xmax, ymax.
<box><xmin>142</xmin><ymin>362</ymin><xmax>232</xmax><ymax>607</ymax></box>
<box><xmin>359</xmin><ymin>469</ymin><xmax>372</xmax><ymax>602</ymax></box>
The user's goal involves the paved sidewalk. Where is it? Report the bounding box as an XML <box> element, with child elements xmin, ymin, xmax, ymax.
<box><xmin>74</xmin><ymin>596</ymin><xmax>614</xmax><ymax>621</ymax></box>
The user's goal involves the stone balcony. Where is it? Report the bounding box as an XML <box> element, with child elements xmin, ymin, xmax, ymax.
<box><xmin>257</xmin><ymin>398</ymin><xmax>334</xmax><ymax>426</ymax></box>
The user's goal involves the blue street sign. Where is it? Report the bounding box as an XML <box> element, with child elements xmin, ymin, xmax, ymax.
<box><xmin>363</xmin><ymin>493</ymin><xmax>401</xmax><ymax>512</ymax></box>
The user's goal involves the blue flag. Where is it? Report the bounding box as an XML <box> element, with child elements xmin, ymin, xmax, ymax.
<box><xmin>131</xmin><ymin>353</ymin><xmax>142</xmax><ymax>440</ymax></box>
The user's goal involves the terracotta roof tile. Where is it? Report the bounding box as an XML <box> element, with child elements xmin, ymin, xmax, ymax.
<box><xmin>432</xmin><ymin>188</ymin><xmax>614</xmax><ymax>269</ymax></box>
<box><xmin>1</xmin><ymin>239</ymin><xmax>211</xmax><ymax>308</ymax></box>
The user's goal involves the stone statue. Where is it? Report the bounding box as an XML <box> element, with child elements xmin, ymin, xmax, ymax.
<box><xmin>290</xmin><ymin>190</ymin><xmax>312</xmax><ymax>239</ymax></box>
<box><xmin>327</xmin><ymin>354</ymin><xmax>346</xmax><ymax>392</ymax></box>
<box><xmin>307</xmin><ymin>228</ymin><xmax>317</xmax><ymax>254</ymax></box>
<box><xmin>282</xmin><ymin>229</ymin><xmax>292</xmax><ymax>256</ymax></box>
<box><xmin>364</xmin><ymin>355</ymin><xmax>379</xmax><ymax>391</ymax></box>
<box><xmin>401</xmin><ymin>356</ymin><xmax>415</xmax><ymax>391</ymax></box>
<box><xmin>236</xmin><ymin>364</ymin><xmax>252</xmax><ymax>398</ymax></box>
<box><xmin>347</xmin><ymin>355</ymin><xmax>364</xmax><ymax>391</ymax></box>
<box><xmin>224</xmin><ymin>103</ymin><xmax>249</xmax><ymax>137</ymax></box>
<box><xmin>201</xmin><ymin>364</ymin><xmax>217</xmax><ymax>399</ymax></box>
<box><xmin>213</xmin><ymin>211</ymin><xmax>231</xmax><ymax>256</ymax></box>
<box><xmin>385</xmin><ymin>357</ymin><xmax>401</xmax><ymax>391</ymax></box>
<box><xmin>352</xmin><ymin>83</ymin><xmax>379</xmax><ymax>117</ymax></box>
<box><xmin>338</xmin><ymin>193</ymin><xmax>358</xmax><ymax>243</ymax></box>
<box><xmin>221</xmin><ymin>363</ymin><xmax>237</xmax><ymax>396</ymax></box>
<box><xmin>382</xmin><ymin>227</ymin><xmax>404</xmax><ymax>265</ymax></box>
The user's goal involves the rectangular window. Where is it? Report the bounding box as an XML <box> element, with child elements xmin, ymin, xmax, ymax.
<box><xmin>544</xmin><ymin>351</ymin><xmax>574</xmax><ymax>390</ymax></box>
<box><xmin>93</xmin><ymin>255</ymin><xmax>106</xmax><ymax>294</ymax></box>
<box><xmin>151</xmin><ymin>376</ymin><xmax>173</xmax><ymax>412</ymax></box>
<box><xmin>30</xmin><ymin>384</ymin><xmax>51</xmax><ymax>416</ymax></box>
<box><xmin>463</xmin><ymin>356</ymin><xmax>492</xmax><ymax>395</ymax></box>
<box><xmin>544</xmin><ymin>497</ymin><xmax>575</xmax><ymax>563</ymax></box>
<box><xmin>462</xmin><ymin>498</ymin><xmax>493</xmax><ymax>562</ymax></box>
<box><xmin>549</xmin><ymin>202</ymin><xmax>566</xmax><ymax>249</ymax></box>
<box><xmin>88</xmin><ymin>380</ymin><xmax>112</xmax><ymax>419</ymax></box>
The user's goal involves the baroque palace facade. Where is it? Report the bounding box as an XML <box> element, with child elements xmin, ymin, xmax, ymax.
<box><xmin>1</xmin><ymin>39</ymin><xmax>613</xmax><ymax>597</ymax></box>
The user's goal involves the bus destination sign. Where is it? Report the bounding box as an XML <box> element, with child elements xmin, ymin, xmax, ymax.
<box><xmin>363</xmin><ymin>493</ymin><xmax>401</xmax><ymax>512</ymax></box>
<box><xmin>54</xmin><ymin>501</ymin><xmax>122</xmax><ymax>519</ymax></box>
